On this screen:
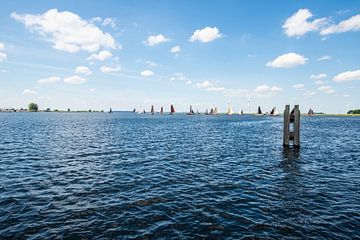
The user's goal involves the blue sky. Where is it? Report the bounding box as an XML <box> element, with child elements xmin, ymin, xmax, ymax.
<box><xmin>0</xmin><ymin>0</ymin><xmax>359</xmax><ymax>113</ymax></box>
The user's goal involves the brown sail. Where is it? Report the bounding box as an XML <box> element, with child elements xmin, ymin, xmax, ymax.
<box><xmin>170</xmin><ymin>104</ymin><xmax>175</xmax><ymax>115</ymax></box>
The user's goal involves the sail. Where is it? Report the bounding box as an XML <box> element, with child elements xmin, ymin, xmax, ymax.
<box><xmin>214</xmin><ymin>107</ymin><xmax>218</xmax><ymax>115</ymax></box>
<box><xmin>109</xmin><ymin>108</ymin><xmax>112</xmax><ymax>113</ymax></box>
<box><xmin>239</xmin><ymin>109</ymin><xmax>243</xmax><ymax>115</ymax></box>
<box><xmin>170</xmin><ymin>104</ymin><xmax>175</xmax><ymax>114</ymax></box>
<box><xmin>258</xmin><ymin>106</ymin><xmax>262</xmax><ymax>114</ymax></box>
<box><xmin>270</xmin><ymin>107</ymin><xmax>275</xmax><ymax>115</ymax></box>
<box><xmin>227</xmin><ymin>106</ymin><xmax>233</xmax><ymax>115</ymax></box>
<box><xmin>205</xmin><ymin>109</ymin><xmax>209</xmax><ymax>115</ymax></box>
<box><xmin>160</xmin><ymin>107</ymin><xmax>163</xmax><ymax>114</ymax></box>
<box><xmin>188</xmin><ymin>105</ymin><xmax>195</xmax><ymax>115</ymax></box>
<box><xmin>150</xmin><ymin>105</ymin><xmax>155</xmax><ymax>115</ymax></box>
<box><xmin>209</xmin><ymin>108</ymin><xmax>213</xmax><ymax>115</ymax></box>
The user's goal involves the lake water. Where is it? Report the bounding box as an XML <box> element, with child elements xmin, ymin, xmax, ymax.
<box><xmin>0</xmin><ymin>112</ymin><xmax>359</xmax><ymax>239</ymax></box>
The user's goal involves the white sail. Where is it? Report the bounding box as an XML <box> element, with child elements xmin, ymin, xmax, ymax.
<box><xmin>227</xmin><ymin>106</ymin><xmax>233</xmax><ymax>115</ymax></box>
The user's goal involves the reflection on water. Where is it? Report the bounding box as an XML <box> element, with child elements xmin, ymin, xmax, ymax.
<box><xmin>0</xmin><ymin>113</ymin><xmax>359</xmax><ymax>239</ymax></box>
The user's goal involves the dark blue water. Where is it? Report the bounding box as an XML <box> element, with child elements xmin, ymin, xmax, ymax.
<box><xmin>0</xmin><ymin>112</ymin><xmax>359</xmax><ymax>239</ymax></box>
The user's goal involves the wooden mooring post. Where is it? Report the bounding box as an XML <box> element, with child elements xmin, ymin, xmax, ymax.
<box><xmin>283</xmin><ymin>105</ymin><xmax>300</xmax><ymax>147</ymax></box>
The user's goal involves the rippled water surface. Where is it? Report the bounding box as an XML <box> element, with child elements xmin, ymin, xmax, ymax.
<box><xmin>0</xmin><ymin>112</ymin><xmax>359</xmax><ymax>239</ymax></box>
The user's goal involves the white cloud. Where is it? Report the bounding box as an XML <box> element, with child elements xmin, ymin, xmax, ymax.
<box><xmin>282</xmin><ymin>9</ymin><xmax>328</xmax><ymax>37</ymax></box>
<box><xmin>38</xmin><ymin>76</ymin><xmax>61</xmax><ymax>84</ymax></box>
<box><xmin>314</xmin><ymin>80</ymin><xmax>325</xmax><ymax>85</ymax></box>
<box><xmin>194</xmin><ymin>80</ymin><xmax>227</xmax><ymax>93</ymax></box>
<box><xmin>333</xmin><ymin>69</ymin><xmax>360</xmax><ymax>82</ymax></box>
<box><xmin>64</xmin><ymin>75</ymin><xmax>86</xmax><ymax>84</ymax></box>
<box><xmin>0</xmin><ymin>42</ymin><xmax>4</xmax><ymax>50</ymax></box>
<box><xmin>310</xmin><ymin>73</ymin><xmax>327</xmax><ymax>80</ymax></box>
<box><xmin>103</xmin><ymin>18</ymin><xmax>117</xmax><ymax>28</ymax></box>
<box><xmin>170</xmin><ymin>45</ymin><xmax>181</xmax><ymax>54</ymax></box>
<box><xmin>140</xmin><ymin>70</ymin><xmax>154</xmax><ymax>77</ymax></box>
<box><xmin>318</xmin><ymin>86</ymin><xmax>335</xmax><ymax>94</ymax></box>
<box><xmin>100</xmin><ymin>65</ymin><xmax>121</xmax><ymax>73</ymax></box>
<box><xmin>266</xmin><ymin>52</ymin><xmax>308</xmax><ymax>68</ymax></box>
<box><xmin>189</xmin><ymin>26</ymin><xmax>222</xmax><ymax>43</ymax></box>
<box><xmin>75</xmin><ymin>66</ymin><xmax>92</xmax><ymax>75</ymax></box>
<box><xmin>22</xmin><ymin>89</ymin><xmax>37</xmax><ymax>95</ymax></box>
<box><xmin>89</xmin><ymin>88</ymin><xmax>96</xmax><ymax>92</ymax></box>
<box><xmin>0</xmin><ymin>52</ymin><xmax>7</xmax><ymax>62</ymax></box>
<box><xmin>11</xmin><ymin>9</ymin><xmax>116</xmax><ymax>53</ymax></box>
<box><xmin>170</xmin><ymin>73</ymin><xmax>192</xmax><ymax>84</ymax></box>
<box><xmin>254</xmin><ymin>85</ymin><xmax>282</xmax><ymax>93</ymax></box>
<box><xmin>303</xmin><ymin>91</ymin><xmax>315</xmax><ymax>96</ymax></box>
<box><xmin>86</xmin><ymin>50</ymin><xmax>112</xmax><ymax>61</ymax></box>
<box><xmin>195</xmin><ymin>80</ymin><xmax>213</xmax><ymax>89</ymax></box>
<box><xmin>317</xmin><ymin>55</ymin><xmax>332</xmax><ymax>61</ymax></box>
<box><xmin>293</xmin><ymin>83</ymin><xmax>305</xmax><ymax>90</ymax></box>
<box><xmin>321</xmin><ymin>14</ymin><xmax>360</xmax><ymax>35</ymax></box>
<box><xmin>344</xmin><ymin>94</ymin><xmax>349</xmax><ymax>97</ymax></box>
<box><xmin>144</xmin><ymin>34</ymin><xmax>170</xmax><ymax>46</ymax></box>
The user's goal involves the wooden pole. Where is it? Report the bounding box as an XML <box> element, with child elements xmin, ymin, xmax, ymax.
<box><xmin>283</xmin><ymin>105</ymin><xmax>290</xmax><ymax>146</ymax></box>
<box><xmin>283</xmin><ymin>105</ymin><xmax>300</xmax><ymax>147</ymax></box>
<box><xmin>293</xmin><ymin>105</ymin><xmax>300</xmax><ymax>147</ymax></box>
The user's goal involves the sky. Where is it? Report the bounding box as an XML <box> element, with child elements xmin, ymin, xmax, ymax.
<box><xmin>0</xmin><ymin>0</ymin><xmax>359</xmax><ymax>113</ymax></box>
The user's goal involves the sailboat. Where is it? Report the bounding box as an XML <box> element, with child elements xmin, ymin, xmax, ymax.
<box><xmin>205</xmin><ymin>109</ymin><xmax>209</xmax><ymax>115</ymax></box>
<box><xmin>187</xmin><ymin>105</ymin><xmax>195</xmax><ymax>115</ymax></box>
<box><xmin>109</xmin><ymin>108</ymin><xmax>113</xmax><ymax>113</ymax></box>
<box><xmin>227</xmin><ymin>105</ymin><xmax>233</xmax><ymax>115</ymax></box>
<box><xmin>270</xmin><ymin>107</ymin><xmax>280</xmax><ymax>116</ymax></box>
<box><xmin>239</xmin><ymin>109</ymin><xmax>243</xmax><ymax>115</ymax></box>
<box><xmin>160</xmin><ymin>106</ymin><xmax>164</xmax><ymax>114</ymax></box>
<box><xmin>170</xmin><ymin>104</ymin><xmax>175</xmax><ymax>115</ymax></box>
<box><xmin>257</xmin><ymin>106</ymin><xmax>263</xmax><ymax>115</ymax></box>
<box><xmin>132</xmin><ymin>108</ymin><xmax>136</xmax><ymax>113</ymax></box>
<box><xmin>213</xmin><ymin>107</ymin><xmax>219</xmax><ymax>115</ymax></box>
<box><xmin>137</xmin><ymin>105</ymin><xmax>144</xmax><ymax>114</ymax></box>
<box><xmin>150</xmin><ymin>105</ymin><xmax>155</xmax><ymax>115</ymax></box>
<box><xmin>308</xmin><ymin>108</ymin><xmax>314</xmax><ymax>116</ymax></box>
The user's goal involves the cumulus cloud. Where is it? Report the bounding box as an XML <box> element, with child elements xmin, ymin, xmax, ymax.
<box><xmin>266</xmin><ymin>52</ymin><xmax>308</xmax><ymax>68</ymax></box>
<box><xmin>75</xmin><ymin>66</ymin><xmax>92</xmax><ymax>75</ymax></box>
<box><xmin>333</xmin><ymin>69</ymin><xmax>360</xmax><ymax>82</ymax></box>
<box><xmin>64</xmin><ymin>75</ymin><xmax>86</xmax><ymax>84</ymax></box>
<box><xmin>317</xmin><ymin>55</ymin><xmax>332</xmax><ymax>61</ymax></box>
<box><xmin>282</xmin><ymin>9</ymin><xmax>328</xmax><ymax>37</ymax></box>
<box><xmin>310</xmin><ymin>73</ymin><xmax>327</xmax><ymax>80</ymax></box>
<box><xmin>140</xmin><ymin>70</ymin><xmax>154</xmax><ymax>77</ymax></box>
<box><xmin>0</xmin><ymin>52</ymin><xmax>7</xmax><ymax>62</ymax></box>
<box><xmin>283</xmin><ymin>9</ymin><xmax>360</xmax><ymax>37</ymax></box>
<box><xmin>170</xmin><ymin>45</ymin><xmax>181</xmax><ymax>54</ymax></box>
<box><xmin>314</xmin><ymin>80</ymin><xmax>325</xmax><ymax>85</ymax></box>
<box><xmin>11</xmin><ymin>9</ymin><xmax>116</xmax><ymax>53</ymax></box>
<box><xmin>293</xmin><ymin>83</ymin><xmax>305</xmax><ymax>90</ymax></box>
<box><xmin>254</xmin><ymin>85</ymin><xmax>282</xmax><ymax>93</ymax></box>
<box><xmin>38</xmin><ymin>76</ymin><xmax>61</xmax><ymax>84</ymax></box>
<box><xmin>318</xmin><ymin>86</ymin><xmax>335</xmax><ymax>94</ymax></box>
<box><xmin>320</xmin><ymin>14</ymin><xmax>360</xmax><ymax>35</ymax></box>
<box><xmin>86</xmin><ymin>50</ymin><xmax>112</xmax><ymax>61</ymax></box>
<box><xmin>189</xmin><ymin>26</ymin><xmax>222</xmax><ymax>43</ymax></box>
<box><xmin>195</xmin><ymin>81</ymin><xmax>225</xmax><ymax>92</ymax></box>
<box><xmin>22</xmin><ymin>89</ymin><xmax>37</xmax><ymax>95</ymax></box>
<box><xmin>100</xmin><ymin>65</ymin><xmax>121</xmax><ymax>73</ymax></box>
<box><xmin>144</xmin><ymin>34</ymin><xmax>170</xmax><ymax>46</ymax></box>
